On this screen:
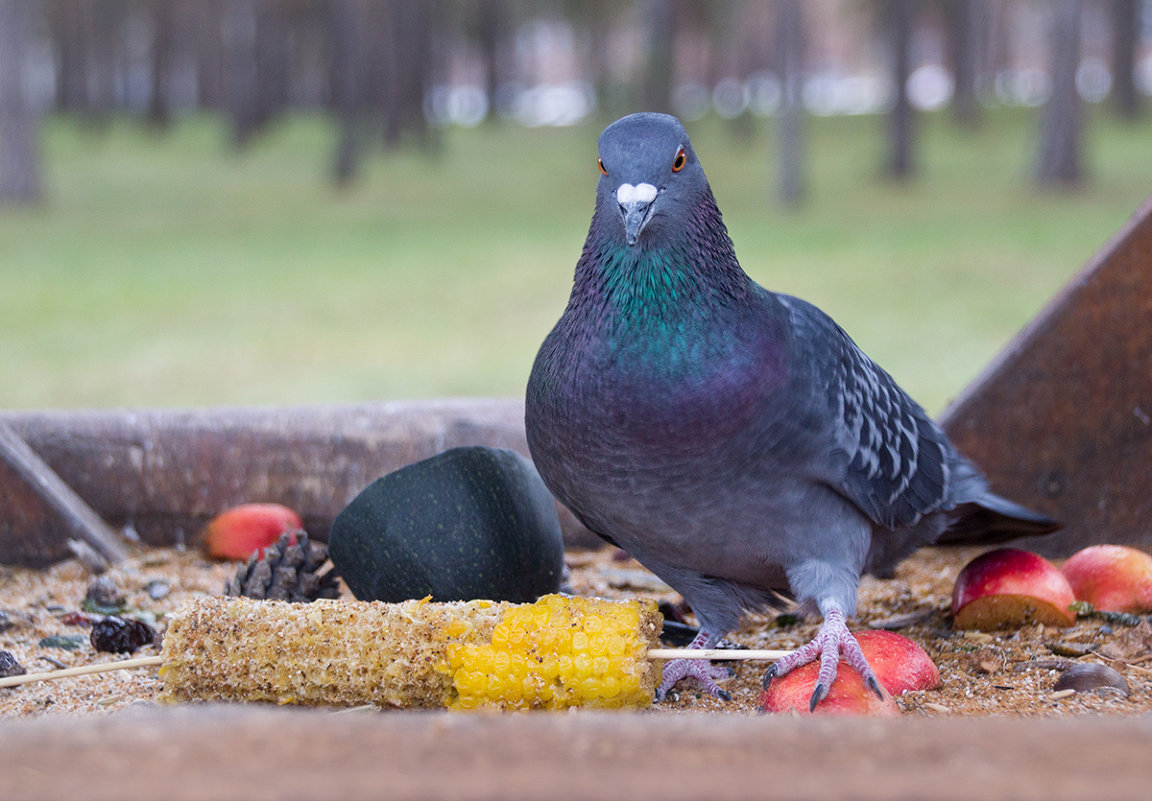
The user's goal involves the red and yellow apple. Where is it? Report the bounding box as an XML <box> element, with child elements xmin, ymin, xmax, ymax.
<box><xmin>951</xmin><ymin>548</ymin><xmax>1076</xmax><ymax>630</ymax></box>
<box><xmin>1061</xmin><ymin>544</ymin><xmax>1152</xmax><ymax>613</ymax></box>
<box><xmin>852</xmin><ymin>630</ymin><xmax>941</xmax><ymax>694</ymax></box>
<box><xmin>202</xmin><ymin>503</ymin><xmax>302</xmax><ymax>560</ymax></box>
<box><xmin>758</xmin><ymin>630</ymin><xmax>938</xmax><ymax>716</ymax></box>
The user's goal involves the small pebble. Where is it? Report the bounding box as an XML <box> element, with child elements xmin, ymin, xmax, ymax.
<box><xmin>145</xmin><ymin>579</ymin><xmax>171</xmax><ymax>601</ymax></box>
<box><xmin>0</xmin><ymin>650</ymin><xmax>26</xmax><ymax>678</ymax></box>
<box><xmin>38</xmin><ymin>634</ymin><xmax>86</xmax><ymax>651</ymax></box>
<box><xmin>1048</xmin><ymin>689</ymin><xmax>1077</xmax><ymax>700</ymax></box>
<box><xmin>83</xmin><ymin>576</ymin><xmax>125</xmax><ymax>614</ymax></box>
<box><xmin>921</xmin><ymin>702</ymin><xmax>951</xmax><ymax>713</ymax></box>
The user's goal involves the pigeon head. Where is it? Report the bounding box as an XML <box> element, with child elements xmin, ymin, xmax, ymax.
<box><xmin>595</xmin><ymin>113</ymin><xmax>708</xmax><ymax>248</ymax></box>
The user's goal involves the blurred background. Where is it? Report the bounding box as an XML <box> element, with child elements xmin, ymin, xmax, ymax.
<box><xmin>1</xmin><ymin>0</ymin><xmax>1150</xmax><ymax>413</ymax></box>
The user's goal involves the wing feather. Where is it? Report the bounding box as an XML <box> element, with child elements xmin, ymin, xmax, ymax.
<box><xmin>780</xmin><ymin>295</ymin><xmax>957</xmax><ymax>530</ymax></box>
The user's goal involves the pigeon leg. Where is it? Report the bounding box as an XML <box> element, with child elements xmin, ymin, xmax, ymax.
<box><xmin>655</xmin><ymin>629</ymin><xmax>732</xmax><ymax>701</ymax></box>
<box><xmin>761</xmin><ymin>603</ymin><xmax>883</xmax><ymax>711</ymax></box>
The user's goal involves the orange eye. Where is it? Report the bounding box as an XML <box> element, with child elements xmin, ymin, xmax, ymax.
<box><xmin>672</xmin><ymin>147</ymin><xmax>687</xmax><ymax>172</ymax></box>
<box><xmin>598</xmin><ymin>157</ymin><xmax>608</xmax><ymax>176</ymax></box>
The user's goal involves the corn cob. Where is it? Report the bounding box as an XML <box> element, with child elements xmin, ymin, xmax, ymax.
<box><xmin>159</xmin><ymin>594</ymin><xmax>663</xmax><ymax>710</ymax></box>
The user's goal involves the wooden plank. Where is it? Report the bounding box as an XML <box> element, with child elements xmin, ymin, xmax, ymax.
<box><xmin>940</xmin><ymin>197</ymin><xmax>1152</xmax><ymax>556</ymax></box>
<box><xmin>0</xmin><ymin>420</ymin><xmax>128</xmax><ymax>566</ymax></box>
<box><xmin>0</xmin><ymin>399</ymin><xmax>598</xmax><ymax>567</ymax></box>
<box><xmin>1</xmin><ymin>707</ymin><xmax>1150</xmax><ymax>801</ymax></box>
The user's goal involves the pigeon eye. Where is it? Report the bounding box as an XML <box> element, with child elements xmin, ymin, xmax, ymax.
<box><xmin>672</xmin><ymin>148</ymin><xmax>687</xmax><ymax>172</ymax></box>
<box><xmin>598</xmin><ymin>157</ymin><xmax>609</xmax><ymax>176</ymax></box>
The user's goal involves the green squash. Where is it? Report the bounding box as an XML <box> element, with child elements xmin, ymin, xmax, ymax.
<box><xmin>329</xmin><ymin>447</ymin><xmax>565</xmax><ymax>603</ymax></box>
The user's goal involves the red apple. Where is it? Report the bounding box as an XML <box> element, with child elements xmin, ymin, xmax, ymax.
<box><xmin>759</xmin><ymin>661</ymin><xmax>900</xmax><ymax>717</ymax></box>
<box><xmin>852</xmin><ymin>630</ymin><xmax>941</xmax><ymax>694</ymax></box>
<box><xmin>1061</xmin><ymin>544</ymin><xmax>1152</xmax><ymax>613</ymax></box>
<box><xmin>758</xmin><ymin>631</ymin><xmax>937</xmax><ymax>716</ymax></box>
<box><xmin>202</xmin><ymin>503</ymin><xmax>302</xmax><ymax>560</ymax></box>
<box><xmin>951</xmin><ymin>548</ymin><xmax>1076</xmax><ymax>630</ymax></box>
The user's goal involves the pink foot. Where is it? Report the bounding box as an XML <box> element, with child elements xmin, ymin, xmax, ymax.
<box><xmin>762</xmin><ymin>605</ymin><xmax>882</xmax><ymax>711</ymax></box>
<box><xmin>656</xmin><ymin>630</ymin><xmax>732</xmax><ymax>701</ymax></box>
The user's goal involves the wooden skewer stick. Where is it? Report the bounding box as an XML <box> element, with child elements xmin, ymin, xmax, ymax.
<box><xmin>647</xmin><ymin>648</ymin><xmax>789</xmax><ymax>661</ymax></box>
<box><xmin>0</xmin><ymin>655</ymin><xmax>163</xmax><ymax>689</ymax></box>
<box><xmin>0</xmin><ymin>649</ymin><xmax>787</xmax><ymax>690</ymax></box>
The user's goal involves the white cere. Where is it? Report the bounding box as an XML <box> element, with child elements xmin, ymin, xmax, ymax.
<box><xmin>616</xmin><ymin>183</ymin><xmax>658</xmax><ymax>206</ymax></box>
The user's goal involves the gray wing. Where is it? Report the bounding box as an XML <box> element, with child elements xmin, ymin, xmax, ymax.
<box><xmin>780</xmin><ymin>295</ymin><xmax>968</xmax><ymax>530</ymax></box>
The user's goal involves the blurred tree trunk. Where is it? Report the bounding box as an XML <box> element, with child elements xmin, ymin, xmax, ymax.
<box><xmin>330</xmin><ymin>0</ymin><xmax>364</xmax><ymax>185</ymax></box>
<box><xmin>585</xmin><ymin>0</ymin><xmax>616</xmax><ymax>114</ymax></box>
<box><xmin>193</xmin><ymin>1</ymin><xmax>226</xmax><ymax>110</ymax></box>
<box><xmin>147</xmin><ymin>0</ymin><xmax>175</xmax><ymax>130</ymax></box>
<box><xmin>642</xmin><ymin>0</ymin><xmax>675</xmax><ymax>112</ymax></box>
<box><xmin>476</xmin><ymin>0</ymin><xmax>507</xmax><ymax>123</ymax></box>
<box><xmin>378</xmin><ymin>0</ymin><xmax>435</xmax><ymax>150</ymax></box>
<box><xmin>947</xmin><ymin>0</ymin><xmax>983</xmax><ymax>127</ymax></box>
<box><xmin>48</xmin><ymin>0</ymin><xmax>91</xmax><ymax>114</ymax></box>
<box><xmin>1036</xmin><ymin>0</ymin><xmax>1083</xmax><ymax>185</ymax></box>
<box><xmin>253</xmin><ymin>2</ymin><xmax>291</xmax><ymax>132</ymax></box>
<box><xmin>88</xmin><ymin>1</ymin><xmax>121</xmax><ymax>125</ymax></box>
<box><xmin>0</xmin><ymin>0</ymin><xmax>41</xmax><ymax>205</ymax></box>
<box><xmin>885</xmin><ymin>0</ymin><xmax>915</xmax><ymax>180</ymax></box>
<box><xmin>776</xmin><ymin>0</ymin><xmax>805</xmax><ymax>208</ymax></box>
<box><xmin>1111</xmin><ymin>0</ymin><xmax>1142</xmax><ymax>120</ymax></box>
<box><xmin>224</xmin><ymin>0</ymin><xmax>260</xmax><ymax>148</ymax></box>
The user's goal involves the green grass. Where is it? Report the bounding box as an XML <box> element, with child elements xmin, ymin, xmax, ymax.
<box><xmin>2</xmin><ymin>108</ymin><xmax>1150</xmax><ymax>413</ymax></box>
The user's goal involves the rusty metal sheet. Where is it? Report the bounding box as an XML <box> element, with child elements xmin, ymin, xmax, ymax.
<box><xmin>0</xmin><ymin>399</ymin><xmax>600</xmax><ymax>567</ymax></box>
<box><xmin>0</xmin><ymin>420</ymin><xmax>127</xmax><ymax>566</ymax></box>
<box><xmin>941</xmin><ymin>196</ymin><xmax>1152</xmax><ymax>556</ymax></box>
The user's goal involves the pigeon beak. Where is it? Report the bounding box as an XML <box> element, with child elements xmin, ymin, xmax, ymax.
<box><xmin>616</xmin><ymin>183</ymin><xmax>659</xmax><ymax>247</ymax></box>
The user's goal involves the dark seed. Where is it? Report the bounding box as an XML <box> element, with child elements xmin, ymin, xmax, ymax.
<box><xmin>90</xmin><ymin>617</ymin><xmax>156</xmax><ymax>654</ymax></box>
<box><xmin>1053</xmin><ymin>662</ymin><xmax>1130</xmax><ymax>696</ymax></box>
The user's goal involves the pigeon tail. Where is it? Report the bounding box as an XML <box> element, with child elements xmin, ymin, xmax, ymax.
<box><xmin>938</xmin><ymin>492</ymin><xmax>1060</xmax><ymax>546</ymax></box>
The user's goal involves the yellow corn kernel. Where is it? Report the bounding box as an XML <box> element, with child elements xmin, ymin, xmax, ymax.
<box><xmin>447</xmin><ymin>594</ymin><xmax>662</xmax><ymax>711</ymax></box>
<box><xmin>445</xmin><ymin>619</ymin><xmax>471</xmax><ymax>638</ymax></box>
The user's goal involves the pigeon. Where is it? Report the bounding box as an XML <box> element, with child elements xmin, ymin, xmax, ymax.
<box><xmin>525</xmin><ymin>112</ymin><xmax>1058</xmax><ymax>708</ymax></box>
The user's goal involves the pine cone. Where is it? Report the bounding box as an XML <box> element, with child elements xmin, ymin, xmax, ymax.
<box><xmin>224</xmin><ymin>531</ymin><xmax>341</xmax><ymax>603</ymax></box>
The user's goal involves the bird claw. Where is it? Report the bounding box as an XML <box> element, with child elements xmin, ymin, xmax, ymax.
<box><xmin>656</xmin><ymin>629</ymin><xmax>732</xmax><ymax>701</ymax></box>
<box><xmin>656</xmin><ymin>657</ymin><xmax>732</xmax><ymax>701</ymax></box>
<box><xmin>761</xmin><ymin>605</ymin><xmax>882</xmax><ymax>710</ymax></box>
<box><xmin>761</xmin><ymin>663</ymin><xmax>779</xmax><ymax>690</ymax></box>
<box><xmin>808</xmin><ymin>682</ymin><xmax>829</xmax><ymax>712</ymax></box>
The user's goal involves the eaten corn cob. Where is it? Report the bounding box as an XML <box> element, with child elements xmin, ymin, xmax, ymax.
<box><xmin>159</xmin><ymin>594</ymin><xmax>663</xmax><ymax>710</ymax></box>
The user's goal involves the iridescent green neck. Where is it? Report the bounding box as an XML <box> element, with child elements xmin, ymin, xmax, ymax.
<box><xmin>597</xmin><ymin>245</ymin><xmax>696</xmax><ymax>325</ymax></box>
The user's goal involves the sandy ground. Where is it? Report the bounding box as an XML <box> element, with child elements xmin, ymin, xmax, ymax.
<box><xmin>1</xmin><ymin>544</ymin><xmax>1149</xmax><ymax>718</ymax></box>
